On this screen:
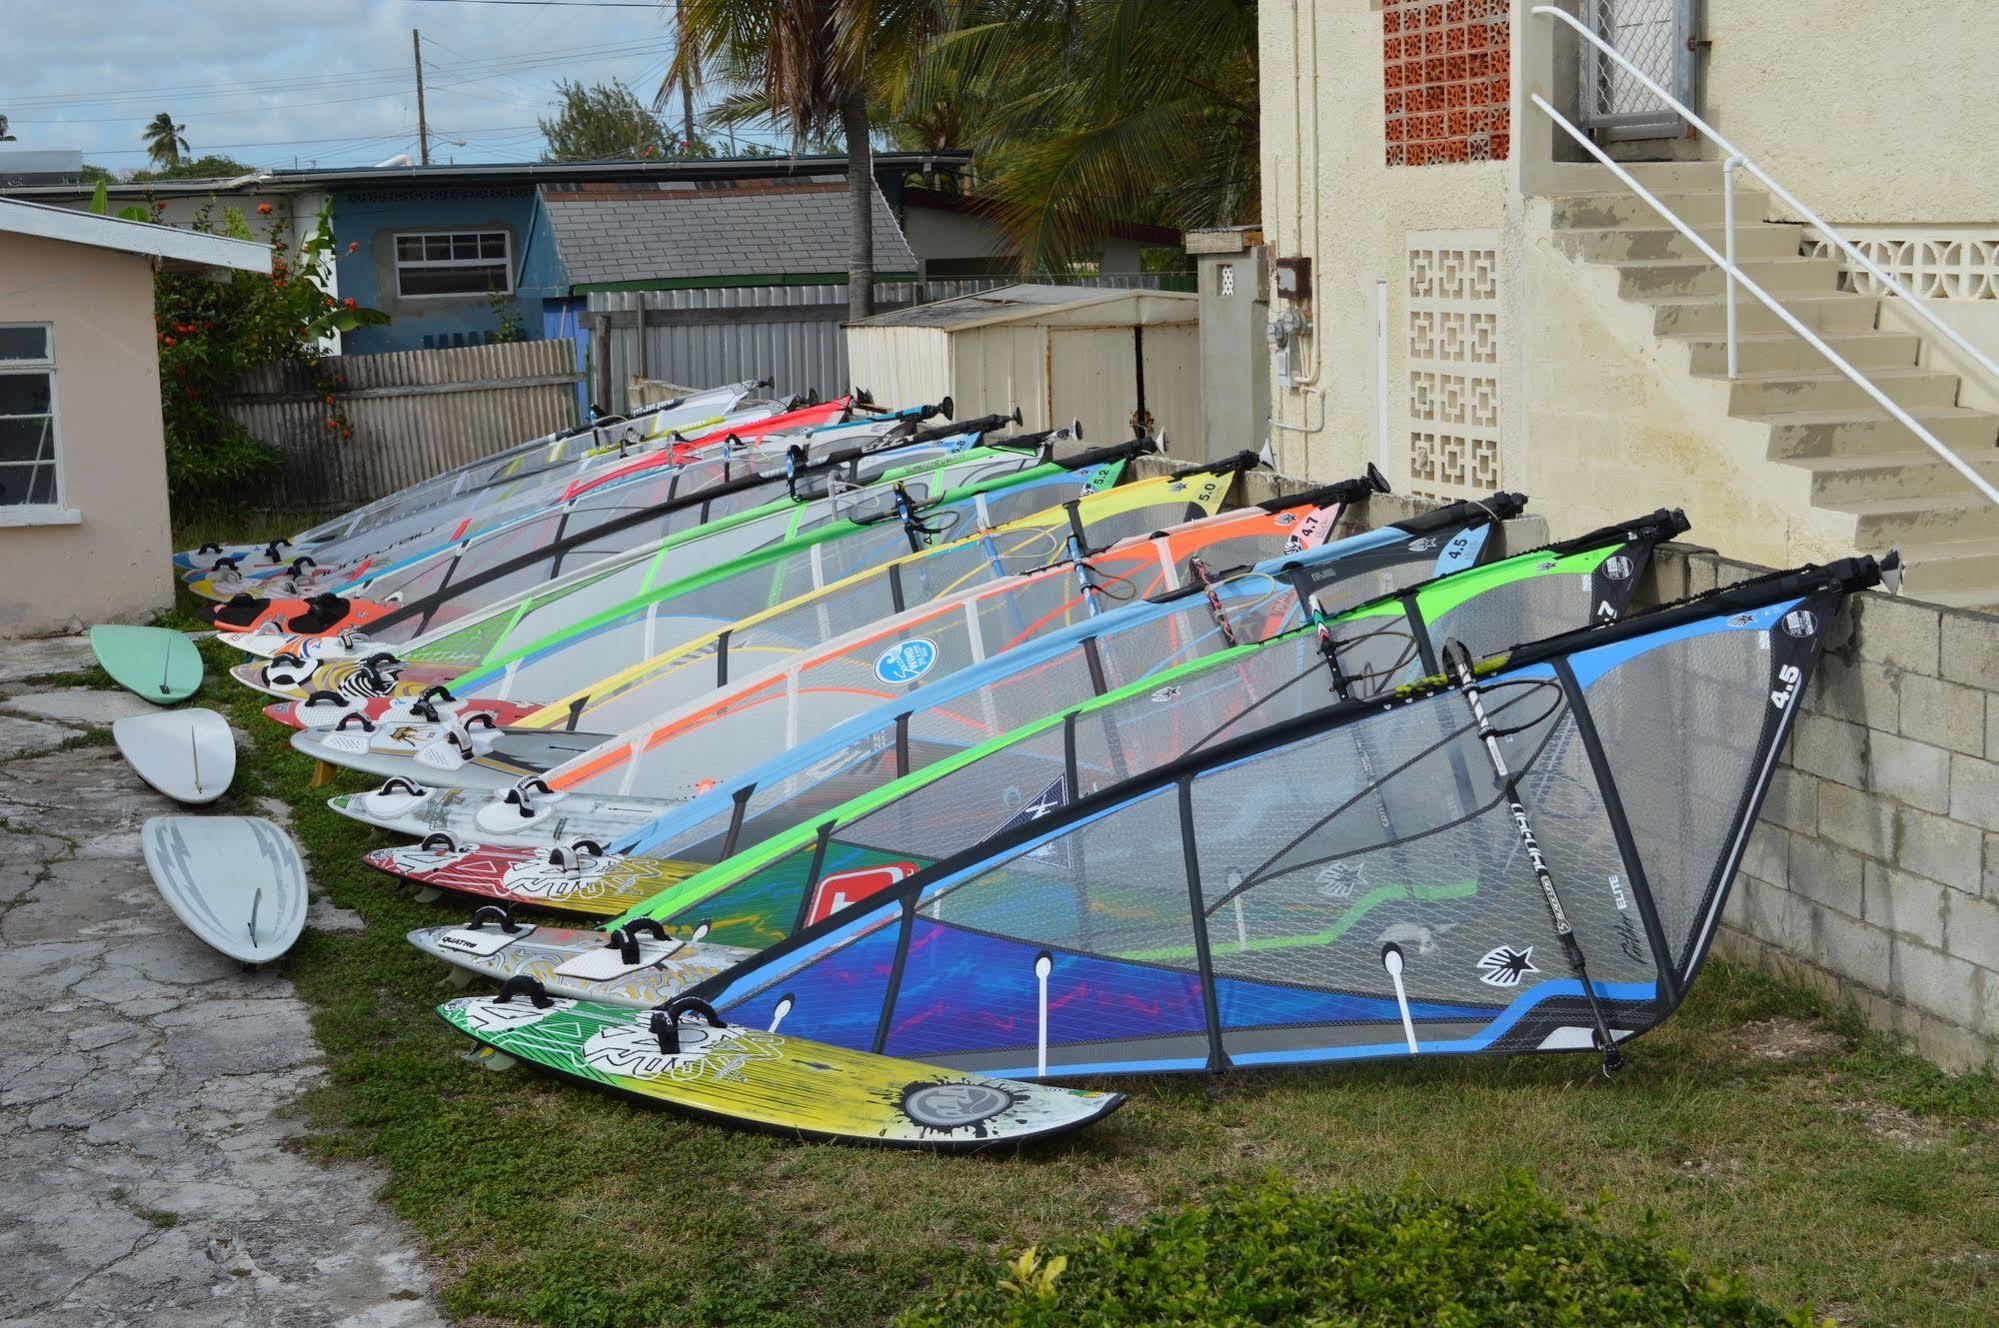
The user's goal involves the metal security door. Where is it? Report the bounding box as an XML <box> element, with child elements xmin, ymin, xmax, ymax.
<box><xmin>1578</xmin><ymin>0</ymin><xmax>1699</xmax><ymax>139</ymax></box>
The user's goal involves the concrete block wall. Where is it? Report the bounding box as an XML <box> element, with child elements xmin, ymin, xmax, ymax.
<box><xmin>1138</xmin><ymin>454</ymin><xmax>1998</xmax><ymax>1072</ymax></box>
<box><xmin>1652</xmin><ymin>547</ymin><xmax>1999</xmax><ymax>1073</ymax></box>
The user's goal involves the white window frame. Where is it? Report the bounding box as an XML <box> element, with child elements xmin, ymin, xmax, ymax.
<box><xmin>392</xmin><ymin>229</ymin><xmax>514</xmax><ymax>301</ymax></box>
<box><xmin>0</xmin><ymin>323</ymin><xmax>76</xmax><ymax>528</ymax></box>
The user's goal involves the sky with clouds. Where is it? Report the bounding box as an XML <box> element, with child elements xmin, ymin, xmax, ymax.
<box><xmin>4</xmin><ymin>0</ymin><xmax>780</xmax><ymax>172</ymax></box>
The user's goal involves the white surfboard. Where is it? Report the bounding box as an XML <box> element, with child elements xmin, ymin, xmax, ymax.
<box><xmin>113</xmin><ymin>709</ymin><xmax>237</xmax><ymax>804</ymax></box>
<box><xmin>142</xmin><ymin>816</ymin><xmax>308</xmax><ymax>964</ymax></box>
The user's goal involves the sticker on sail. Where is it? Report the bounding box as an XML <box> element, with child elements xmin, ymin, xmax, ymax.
<box><xmin>875</xmin><ymin>639</ymin><xmax>939</xmax><ymax>685</ymax></box>
<box><xmin>1476</xmin><ymin>945</ymin><xmax>1538</xmax><ymax>987</ymax></box>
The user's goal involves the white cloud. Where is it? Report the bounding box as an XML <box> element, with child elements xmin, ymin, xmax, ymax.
<box><xmin>4</xmin><ymin>0</ymin><xmax>698</xmax><ymax>170</ymax></box>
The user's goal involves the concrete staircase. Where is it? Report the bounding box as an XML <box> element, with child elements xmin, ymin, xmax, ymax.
<box><xmin>1549</xmin><ymin>188</ymin><xmax>1999</xmax><ymax>608</ymax></box>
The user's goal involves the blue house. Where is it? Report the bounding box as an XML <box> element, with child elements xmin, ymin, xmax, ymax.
<box><xmin>3</xmin><ymin>153</ymin><xmax>962</xmax><ymax>357</ymax></box>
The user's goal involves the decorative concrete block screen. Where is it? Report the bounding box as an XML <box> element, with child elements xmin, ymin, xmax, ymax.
<box><xmin>1406</xmin><ymin>233</ymin><xmax>1503</xmax><ymax>498</ymax></box>
<box><xmin>1383</xmin><ymin>0</ymin><xmax>1513</xmax><ymax>167</ymax></box>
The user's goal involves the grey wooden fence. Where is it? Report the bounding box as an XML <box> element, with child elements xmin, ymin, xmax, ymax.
<box><xmin>225</xmin><ymin>340</ymin><xmax>583</xmax><ymax>509</ymax></box>
<box><xmin>584</xmin><ymin>277</ymin><xmax>1171</xmax><ymax>415</ymax></box>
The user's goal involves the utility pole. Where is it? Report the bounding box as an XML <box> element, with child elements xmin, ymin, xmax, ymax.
<box><xmin>412</xmin><ymin>28</ymin><xmax>431</xmax><ymax>166</ymax></box>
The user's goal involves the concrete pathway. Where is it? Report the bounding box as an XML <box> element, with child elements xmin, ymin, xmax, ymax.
<box><xmin>0</xmin><ymin>635</ymin><xmax>442</xmax><ymax>1328</ymax></box>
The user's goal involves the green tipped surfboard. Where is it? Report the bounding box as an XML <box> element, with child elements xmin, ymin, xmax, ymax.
<box><xmin>90</xmin><ymin>625</ymin><xmax>203</xmax><ymax>704</ymax></box>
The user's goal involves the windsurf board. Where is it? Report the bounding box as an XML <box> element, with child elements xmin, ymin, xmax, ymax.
<box><xmin>438</xmin><ymin>989</ymin><xmax>1125</xmax><ymax>1149</ymax></box>
<box><xmin>141</xmin><ymin>816</ymin><xmax>308</xmax><ymax>964</ymax></box>
<box><xmin>113</xmin><ymin>709</ymin><xmax>236</xmax><ymax>804</ymax></box>
<box><xmin>90</xmin><ymin>625</ymin><xmax>203</xmax><ymax>703</ymax></box>
<box><xmin>409</xmin><ymin>917</ymin><xmax>751</xmax><ymax>1005</ymax></box>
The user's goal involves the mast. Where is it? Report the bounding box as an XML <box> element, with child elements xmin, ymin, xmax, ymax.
<box><xmin>1445</xmin><ymin>640</ymin><xmax>1624</xmax><ymax>1072</ymax></box>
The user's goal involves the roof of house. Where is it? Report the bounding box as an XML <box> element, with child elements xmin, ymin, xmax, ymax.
<box><xmin>851</xmin><ymin>282</ymin><xmax>1195</xmax><ymax>331</ymax></box>
<box><xmin>0</xmin><ymin>152</ymin><xmax>969</xmax><ymax>202</ymax></box>
<box><xmin>900</xmin><ymin>185</ymin><xmax>1183</xmax><ymax>247</ymax></box>
<box><xmin>539</xmin><ymin>176</ymin><xmax>919</xmax><ymax>288</ymax></box>
<box><xmin>0</xmin><ymin>196</ymin><xmax>271</xmax><ymax>274</ymax></box>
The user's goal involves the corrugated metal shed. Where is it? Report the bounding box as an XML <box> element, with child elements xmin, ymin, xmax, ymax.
<box><xmin>846</xmin><ymin>284</ymin><xmax>1203</xmax><ymax>453</ymax></box>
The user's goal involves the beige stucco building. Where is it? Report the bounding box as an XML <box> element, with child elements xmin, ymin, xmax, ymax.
<box><xmin>0</xmin><ymin>199</ymin><xmax>270</xmax><ymax>636</ymax></box>
<box><xmin>1260</xmin><ymin>0</ymin><xmax>1999</xmax><ymax>606</ymax></box>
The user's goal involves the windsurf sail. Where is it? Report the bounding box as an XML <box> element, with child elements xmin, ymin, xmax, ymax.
<box><xmin>203</xmin><ymin>397</ymin><xmax>956</xmax><ymax>621</ymax></box>
<box><xmin>675</xmin><ymin>554</ymin><xmax>1886</xmax><ymax>1079</ymax></box>
<box><xmin>331</xmin><ymin>470</ymin><xmax>1422</xmax><ymax>839</ymax></box>
<box><xmin>572</xmin><ymin>507</ymin><xmax>1681</xmax><ymax>946</ymax></box>
<box><xmin>217</xmin><ymin>413</ymin><xmax>1029</xmax><ymax>647</ymax></box>
<box><xmin>267</xmin><ymin>428</ymin><xmax>1132</xmax><ymax>707</ymax></box>
<box><xmin>296</xmin><ymin>442</ymin><xmax>1200</xmax><ymax>782</ymax></box>
<box><xmin>172</xmin><ymin>380</ymin><xmax>770</xmax><ymax>572</ymax></box>
<box><xmin>188</xmin><ymin>390</ymin><xmax>821</xmax><ymax>597</ymax></box>
<box><xmin>380</xmin><ymin>505</ymin><xmax>1684</xmax><ymax>965</ymax></box>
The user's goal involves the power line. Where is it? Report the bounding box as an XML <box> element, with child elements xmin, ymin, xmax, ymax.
<box><xmin>4</xmin><ymin>39</ymin><xmax>659</xmax><ymax>115</ymax></box>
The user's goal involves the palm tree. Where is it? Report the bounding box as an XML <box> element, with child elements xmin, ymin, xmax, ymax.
<box><xmin>142</xmin><ymin>112</ymin><xmax>189</xmax><ymax>168</ymax></box>
<box><xmin>665</xmin><ymin>0</ymin><xmax>941</xmax><ymax>321</ymax></box>
<box><xmin>910</xmin><ymin>0</ymin><xmax>1259</xmax><ymax>271</ymax></box>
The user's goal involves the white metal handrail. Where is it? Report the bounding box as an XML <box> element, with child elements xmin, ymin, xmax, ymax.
<box><xmin>1531</xmin><ymin>5</ymin><xmax>1999</xmax><ymax>510</ymax></box>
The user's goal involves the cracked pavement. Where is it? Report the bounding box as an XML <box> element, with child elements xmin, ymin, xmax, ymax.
<box><xmin>0</xmin><ymin>635</ymin><xmax>442</xmax><ymax>1328</ymax></box>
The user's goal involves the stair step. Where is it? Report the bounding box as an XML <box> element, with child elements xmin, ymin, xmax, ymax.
<box><xmin>1759</xmin><ymin>406</ymin><xmax>1999</xmax><ymax>460</ymax></box>
<box><xmin>1679</xmin><ymin>331</ymin><xmax>1922</xmax><ymax>376</ymax></box>
<box><xmin>1650</xmin><ymin>292</ymin><xmax>1879</xmax><ymax>337</ymax></box>
<box><xmin>1554</xmin><ymin>223</ymin><xmax>1806</xmax><ymax>264</ymax></box>
<box><xmin>1727</xmin><ymin>368</ymin><xmax>1961</xmax><ymax>416</ymax></box>
<box><xmin>1792</xmin><ymin>449</ymin><xmax>1999</xmax><ymax>506</ymax></box>
<box><xmin>1550</xmin><ymin>189</ymin><xmax>1772</xmax><ymax>230</ymax></box>
<box><xmin>1618</xmin><ymin>258</ymin><xmax>1839</xmax><ymax>300</ymax></box>
<box><xmin>1895</xmin><ymin>537</ymin><xmax>1999</xmax><ymax>606</ymax></box>
<box><xmin>1835</xmin><ymin>493</ymin><xmax>1999</xmax><ymax>548</ymax></box>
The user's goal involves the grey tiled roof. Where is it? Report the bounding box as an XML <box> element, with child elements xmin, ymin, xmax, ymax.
<box><xmin>541</xmin><ymin>177</ymin><xmax>917</xmax><ymax>285</ymax></box>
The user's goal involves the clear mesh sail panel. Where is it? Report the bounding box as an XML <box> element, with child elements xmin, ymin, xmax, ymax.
<box><xmin>413</xmin><ymin>446</ymin><xmax>1007</xmax><ymax>652</ymax></box>
<box><xmin>440</xmin><ymin>464</ymin><xmax>1041</xmax><ymax>699</ymax></box>
<box><xmin>1421</xmin><ymin>559</ymin><xmax>1606</xmax><ymax>663</ymax></box>
<box><xmin>358</xmin><ymin>469</ymin><xmax>693</xmax><ymax>602</ymax></box>
<box><xmin>705</xmin><ymin>658</ymin><xmax>1667</xmax><ymax>1073</ymax></box>
<box><xmin>1581</xmin><ymin>622</ymin><xmax>1779</xmax><ymax>970</ymax></box>
<box><xmin>1184</xmin><ymin>680</ymin><xmax>1654</xmax><ymax>1062</ymax></box>
<box><xmin>1071</xmin><ymin>634</ymin><xmax>1334</xmax><ymax>795</ymax></box>
<box><xmin>551</xmin><ymin>481</ymin><xmax>1162</xmax><ymax>735</ymax></box>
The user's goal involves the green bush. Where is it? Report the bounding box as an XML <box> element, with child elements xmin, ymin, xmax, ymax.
<box><xmin>896</xmin><ymin>1178</ymin><xmax>1826</xmax><ymax>1328</ymax></box>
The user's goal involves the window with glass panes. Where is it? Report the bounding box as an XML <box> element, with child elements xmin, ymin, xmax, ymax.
<box><xmin>0</xmin><ymin>326</ymin><xmax>58</xmax><ymax>508</ymax></box>
<box><xmin>393</xmin><ymin>230</ymin><xmax>512</xmax><ymax>297</ymax></box>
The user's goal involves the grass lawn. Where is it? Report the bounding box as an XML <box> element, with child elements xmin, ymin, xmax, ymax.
<box><xmin>101</xmin><ymin>589</ymin><xmax>1999</xmax><ymax>1327</ymax></box>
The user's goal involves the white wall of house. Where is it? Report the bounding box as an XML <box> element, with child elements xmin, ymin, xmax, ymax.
<box><xmin>1261</xmin><ymin>0</ymin><xmax>1999</xmax><ymax>562</ymax></box>
<box><xmin>0</xmin><ymin>232</ymin><xmax>176</xmax><ymax>633</ymax></box>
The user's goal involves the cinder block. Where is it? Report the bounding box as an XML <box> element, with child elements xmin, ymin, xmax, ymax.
<box><xmin>1868</xmin><ymin>732</ymin><xmax>1952</xmax><ymax>813</ymax></box>
<box><xmin>1818</xmin><ymin>780</ymin><xmax>1898</xmax><ymax>860</ymax></box>
<box><xmin>1792</xmin><ymin>714</ymin><xmax>1869</xmax><ymax>789</ymax></box>
<box><xmin>1790</xmin><ymin>836</ymin><xmax>1866</xmax><ymax>917</ymax></box>
<box><xmin>1950</xmin><ymin>754</ymin><xmax>1999</xmax><ymax>833</ymax></box>
<box><xmin>1810</xmin><ymin>657</ymin><xmax>1899</xmax><ymax>730</ymax></box>
<box><xmin>1863</xmin><ymin>861</ymin><xmax>1947</xmax><ymax>949</ymax></box>
<box><xmin>1990</xmin><ymin>694</ymin><xmax>1999</xmax><ymax>763</ymax></box>
<box><xmin>1940</xmin><ymin>612</ymin><xmax>1999</xmax><ymax>689</ymax></box>
<box><xmin>1722</xmin><ymin>872</ymin><xmax>1759</xmax><ymax>929</ymax></box>
<box><xmin>1900</xmin><ymin>674</ymin><xmax>1988</xmax><ymax>757</ymax></box>
<box><xmin>1988</xmin><ymin>833</ymin><xmax>1999</xmax><ymax>904</ymax></box>
<box><xmin>1910</xmin><ymin>1008</ymin><xmax>1997</xmax><ymax>1072</ymax></box>
<box><xmin>1742</xmin><ymin>822</ymin><xmax>1789</xmax><ymax>889</ymax></box>
<box><xmin>1816</xmin><ymin>905</ymin><xmax>1893</xmax><ymax>993</ymax></box>
<box><xmin>1893</xmin><ymin>940</ymin><xmax>1982</xmax><ymax>1026</ymax></box>
<box><xmin>1762</xmin><ymin>766</ymin><xmax>1818</xmax><ymax>835</ymax></box>
<box><xmin>1895</xmin><ymin>808</ymin><xmax>1986</xmax><ymax>895</ymax></box>
<box><xmin>1852</xmin><ymin>593</ymin><xmax>1941</xmax><ymax>675</ymax></box>
<box><xmin>1948</xmin><ymin>894</ymin><xmax>1999</xmax><ymax>973</ymax></box>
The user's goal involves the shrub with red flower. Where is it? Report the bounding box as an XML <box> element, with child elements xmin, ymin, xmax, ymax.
<box><xmin>152</xmin><ymin>198</ymin><xmax>388</xmax><ymax>512</ymax></box>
